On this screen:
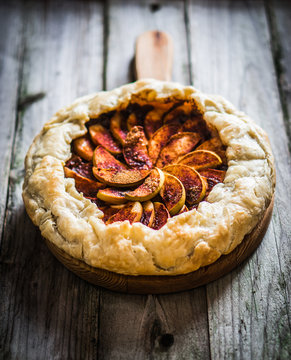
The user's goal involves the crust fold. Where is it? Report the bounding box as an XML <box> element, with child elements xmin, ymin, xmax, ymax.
<box><xmin>22</xmin><ymin>79</ymin><xmax>275</xmax><ymax>275</ymax></box>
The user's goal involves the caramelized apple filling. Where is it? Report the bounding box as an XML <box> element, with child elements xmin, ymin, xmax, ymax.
<box><xmin>64</xmin><ymin>101</ymin><xmax>227</xmax><ymax>229</ymax></box>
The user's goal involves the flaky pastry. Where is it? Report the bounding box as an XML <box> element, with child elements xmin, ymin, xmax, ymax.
<box><xmin>22</xmin><ymin>79</ymin><xmax>275</xmax><ymax>275</ymax></box>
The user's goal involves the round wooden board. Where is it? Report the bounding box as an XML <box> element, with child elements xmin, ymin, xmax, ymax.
<box><xmin>45</xmin><ymin>196</ymin><xmax>274</xmax><ymax>295</ymax></box>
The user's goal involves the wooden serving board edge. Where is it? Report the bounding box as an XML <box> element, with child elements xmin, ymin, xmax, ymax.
<box><xmin>45</xmin><ymin>196</ymin><xmax>274</xmax><ymax>295</ymax></box>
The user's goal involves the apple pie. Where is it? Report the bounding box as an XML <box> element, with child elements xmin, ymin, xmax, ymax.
<box><xmin>22</xmin><ymin>79</ymin><xmax>275</xmax><ymax>275</ymax></box>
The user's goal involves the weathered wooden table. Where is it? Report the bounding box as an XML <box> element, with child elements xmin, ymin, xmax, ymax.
<box><xmin>1</xmin><ymin>1</ymin><xmax>290</xmax><ymax>359</ymax></box>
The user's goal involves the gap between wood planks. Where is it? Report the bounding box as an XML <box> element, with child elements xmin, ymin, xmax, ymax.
<box><xmin>0</xmin><ymin>3</ymin><xmax>25</xmax><ymax>247</ymax></box>
<box><xmin>97</xmin><ymin>1</ymin><xmax>211</xmax><ymax>359</ymax></box>
<box><xmin>263</xmin><ymin>1</ymin><xmax>291</xmax><ymax>336</ymax></box>
<box><xmin>184</xmin><ymin>0</ymin><xmax>194</xmax><ymax>85</ymax></box>
<box><xmin>0</xmin><ymin>2</ymin><xmax>46</xmax><ymax>245</ymax></box>
<box><xmin>186</xmin><ymin>1</ymin><xmax>291</xmax><ymax>358</ymax></box>
<box><xmin>1</xmin><ymin>0</ymin><xmax>290</xmax><ymax>358</ymax></box>
<box><xmin>264</xmin><ymin>0</ymin><xmax>291</xmax><ymax>153</ymax></box>
<box><xmin>1</xmin><ymin>1</ymin><xmax>104</xmax><ymax>358</ymax></box>
<box><xmin>102</xmin><ymin>0</ymin><xmax>109</xmax><ymax>90</ymax></box>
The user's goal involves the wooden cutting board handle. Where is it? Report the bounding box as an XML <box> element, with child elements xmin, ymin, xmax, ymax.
<box><xmin>44</xmin><ymin>31</ymin><xmax>275</xmax><ymax>295</ymax></box>
<box><xmin>135</xmin><ymin>31</ymin><xmax>173</xmax><ymax>81</ymax></box>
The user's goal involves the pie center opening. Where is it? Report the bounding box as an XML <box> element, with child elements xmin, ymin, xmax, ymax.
<box><xmin>64</xmin><ymin>100</ymin><xmax>228</xmax><ymax>229</ymax></box>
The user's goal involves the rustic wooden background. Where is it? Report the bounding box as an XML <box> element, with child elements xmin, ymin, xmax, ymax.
<box><xmin>0</xmin><ymin>0</ymin><xmax>290</xmax><ymax>359</ymax></box>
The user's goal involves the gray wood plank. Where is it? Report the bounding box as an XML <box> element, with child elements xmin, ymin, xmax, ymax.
<box><xmin>0</xmin><ymin>1</ymin><xmax>23</xmax><ymax>240</ymax></box>
<box><xmin>0</xmin><ymin>1</ymin><xmax>104</xmax><ymax>359</ymax></box>
<box><xmin>98</xmin><ymin>292</ymin><xmax>210</xmax><ymax>359</ymax></box>
<box><xmin>188</xmin><ymin>1</ymin><xmax>291</xmax><ymax>358</ymax></box>
<box><xmin>266</xmin><ymin>0</ymin><xmax>291</xmax><ymax>151</ymax></box>
<box><xmin>106</xmin><ymin>0</ymin><xmax>191</xmax><ymax>89</ymax></box>
<box><xmin>98</xmin><ymin>1</ymin><xmax>210</xmax><ymax>359</ymax></box>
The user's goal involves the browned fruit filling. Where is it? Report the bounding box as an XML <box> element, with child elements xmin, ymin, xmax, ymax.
<box><xmin>64</xmin><ymin>101</ymin><xmax>228</xmax><ymax>229</ymax></box>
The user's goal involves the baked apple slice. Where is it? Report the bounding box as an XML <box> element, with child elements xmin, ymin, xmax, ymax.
<box><xmin>196</xmin><ymin>137</ymin><xmax>227</xmax><ymax>164</ymax></box>
<box><xmin>140</xmin><ymin>201</ymin><xmax>155</xmax><ymax>227</ymax></box>
<box><xmin>163</xmin><ymin>102</ymin><xmax>192</xmax><ymax>124</ymax></box>
<box><xmin>73</xmin><ymin>135</ymin><xmax>94</xmax><ymax>161</ymax></box>
<box><xmin>178</xmin><ymin>150</ymin><xmax>222</xmax><ymax>170</ymax></box>
<box><xmin>64</xmin><ymin>167</ymin><xmax>105</xmax><ymax>197</ymax></box>
<box><xmin>144</xmin><ymin>109</ymin><xmax>164</xmax><ymax>138</ymax></box>
<box><xmin>93</xmin><ymin>168</ymin><xmax>150</xmax><ymax>188</ymax></box>
<box><xmin>110</xmin><ymin>111</ymin><xmax>128</xmax><ymax>145</ymax></box>
<box><xmin>148</xmin><ymin>123</ymin><xmax>181</xmax><ymax>165</ymax></box>
<box><xmin>159</xmin><ymin>173</ymin><xmax>186</xmax><ymax>215</ymax></box>
<box><xmin>123</xmin><ymin>126</ymin><xmax>152</xmax><ymax>169</ymax></box>
<box><xmin>106</xmin><ymin>201</ymin><xmax>143</xmax><ymax>224</ymax></box>
<box><xmin>65</xmin><ymin>156</ymin><xmax>105</xmax><ymax>197</ymax></box>
<box><xmin>199</xmin><ymin>168</ymin><xmax>226</xmax><ymax>196</ymax></box>
<box><xmin>176</xmin><ymin>204</ymin><xmax>189</xmax><ymax>215</ymax></box>
<box><xmin>89</xmin><ymin>123</ymin><xmax>121</xmax><ymax>155</ymax></box>
<box><xmin>125</xmin><ymin>167</ymin><xmax>165</xmax><ymax>202</ymax></box>
<box><xmin>93</xmin><ymin>146</ymin><xmax>150</xmax><ymax>187</ymax></box>
<box><xmin>127</xmin><ymin>112</ymin><xmax>139</xmax><ymax>130</ymax></box>
<box><xmin>97</xmin><ymin>187</ymin><xmax>126</xmax><ymax>204</ymax></box>
<box><xmin>180</xmin><ymin>116</ymin><xmax>201</xmax><ymax>131</ymax></box>
<box><xmin>163</xmin><ymin>164</ymin><xmax>206</xmax><ymax>205</ymax></box>
<box><xmin>151</xmin><ymin>202</ymin><xmax>170</xmax><ymax>230</ymax></box>
<box><xmin>181</xmin><ymin>116</ymin><xmax>209</xmax><ymax>139</ymax></box>
<box><xmin>100</xmin><ymin>204</ymin><xmax>126</xmax><ymax>223</ymax></box>
<box><xmin>126</xmin><ymin>103</ymin><xmax>156</xmax><ymax>130</ymax></box>
<box><xmin>66</xmin><ymin>155</ymin><xmax>96</xmax><ymax>179</ymax></box>
<box><xmin>93</xmin><ymin>146</ymin><xmax>127</xmax><ymax>171</ymax></box>
<box><xmin>188</xmin><ymin>203</ymin><xmax>199</xmax><ymax>211</ymax></box>
<box><xmin>156</xmin><ymin>132</ymin><xmax>201</xmax><ymax>168</ymax></box>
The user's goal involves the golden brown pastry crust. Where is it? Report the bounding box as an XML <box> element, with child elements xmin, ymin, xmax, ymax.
<box><xmin>22</xmin><ymin>79</ymin><xmax>275</xmax><ymax>275</ymax></box>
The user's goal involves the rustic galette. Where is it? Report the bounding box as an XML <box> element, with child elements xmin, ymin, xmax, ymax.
<box><xmin>22</xmin><ymin>80</ymin><xmax>275</xmax><ymax>275</ymax></box>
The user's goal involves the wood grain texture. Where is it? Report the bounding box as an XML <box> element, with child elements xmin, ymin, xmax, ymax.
<box><xmin>266</xmin><ymin>0</ymin><xmax>291</xmax><ymax>152</ymax></box>
<box><xmin>0</xmin><ymin>1</ymin><xmax>23</xmax><ymax>240</ymax></box>
<box><xmin>0</xmin><ymin>1</ymin><xmax>104</xmax><ymax>359</ymax></box>
<box><xmin>135</xmin><ymin>30</ymin><xmax>173</xmax><ymax>80</ymax></box>
<box><xmin>99</xmin><ymin>1</ymin><xmax>210</xmax><ymax>359</ymax></box>
<box><xmin>0</xmin><ymin>0</ymin><xmax>290</xmax><ymax>359</ymax></box>
<box><xmin>188</xmin><ymin>1</ymin><xmax>291</xmax><ymax>358</ymax></box>
<box><xmin>105</xmin><ymin>0</ymin><xmax>191</xmax><ymax>89</ymax></box>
